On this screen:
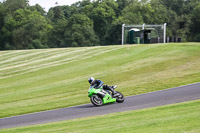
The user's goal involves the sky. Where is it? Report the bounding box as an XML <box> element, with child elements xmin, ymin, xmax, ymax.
<box><xmin>29</xmin><ymin>0</ymin><xmax>81</xmax><ymax>11</ymax></box>
<box><xmin>0</xmin><ymin>0</ymin><xmax>82</xmax><ymax>12</ymax></box>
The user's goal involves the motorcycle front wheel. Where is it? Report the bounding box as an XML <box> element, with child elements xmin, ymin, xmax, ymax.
<box><xmin>90</xmin><ymin>95</ymin><xmax>103</xmax><ymax>106</ymax></box>
<box><xmin>115</xmin><ymin>91</ymin><xmax>125</xmax><ymax>103</ymax></box>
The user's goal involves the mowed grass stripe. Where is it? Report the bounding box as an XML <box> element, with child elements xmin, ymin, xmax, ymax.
<box><xmin>0</xmin><ymin>46</ymin><xmax>119</xmax><ymax>79</ymax></box>
<box><xmin>0</xmin><ymin>46</ymin><xmax>99</xmax><ymax>66</ymax></box>
<box><xmin>0</xmin><ymin>46</ymin><xmax>116</xmax><ymax>89</ymax></box>
<box><xmin>0</xmin><ymin>50</ymin><xmax>31</xmax><ymax>61</ymax></box>
<box><xmin>0</xmin><ymin>43</ymin><xmax>200</xmax><ymax>118</ymax></box>
<box><xmin>0</xmin><ymin>48</ymin><xmax>69</xmax><ymax>63</ymax></box>
<box><xmin>0</xmin><ymin>47</ymin><xmax>94</xmax><ymax>70</ymax></box>
<box><xmin>0</xmin><ymin>48</ymin><xmax>75</xmax><ymax>69</ymax></box>
<box><xmin>0</xmin><ymin>46</ymin><xmax>108</xmax><ymax>71</ymax></box>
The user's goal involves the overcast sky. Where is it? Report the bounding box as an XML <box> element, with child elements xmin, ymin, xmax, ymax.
<box><xmin>29</xmin><ymin>0</ymin><xmax>82</xmax><ymax>11</ymax></box>
<box><xmin>0</xmin><ymin>0</ymin><xmax>82</xmax><ymax>11</ymax></box>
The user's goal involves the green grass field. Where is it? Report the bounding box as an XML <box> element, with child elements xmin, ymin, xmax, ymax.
<box><xmin>1</xmin><ymin>99</ymin><xmax>200</xmax><ymax>133</ymax></box>
<box><xmin>0</xmin><ymin>43</ymin><xmax>200</xmax><ymax>118</ymax></box>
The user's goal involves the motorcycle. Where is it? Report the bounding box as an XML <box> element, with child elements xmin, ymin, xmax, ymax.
<box><xmin>88</xmin><ymin>84</ymin><xmax>125</xmax><ymax>106</ymax></box>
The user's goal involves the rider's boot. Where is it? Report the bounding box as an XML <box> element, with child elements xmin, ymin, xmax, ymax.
<box><xmin>107</xmin><ymin>85</ymin><xmax>118</xmax><ymax>97</ymax></box>
<box><xmin>104</xmin><ymin>85</ymin><xmax>119</xmax><ymax>97</ymax></box>
<box><xmin>110</xmin><ymin>87</ymin><xmax>118</xmax><ymax>97</ymax></box>
<box><xmin>111</xmin><ymin>85</ymin><xmax>117</xmax><ymax>89</ymax></box>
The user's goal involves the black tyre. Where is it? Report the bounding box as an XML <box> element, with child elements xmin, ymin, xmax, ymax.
<box><xmin>115</xmin><ymin>91</ymin><xmax>125</xmax><ymax>103</ymax></box>
<box><xmin>90</xmin><ymin>95</ymin><xmax>103</xmax><ymax>106</ymax></box>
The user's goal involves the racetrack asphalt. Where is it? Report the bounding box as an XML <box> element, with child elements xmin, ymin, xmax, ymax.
<box><xmin>0</xmin><ymin>82</ymin><xmax>200</xmax><ymax>129</ymax></box>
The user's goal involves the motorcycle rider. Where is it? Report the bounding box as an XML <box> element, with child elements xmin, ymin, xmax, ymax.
<box><xmin>88</xmin><ymin>77</ymin><xmax>118</xmax><ymax>96</ymax></box>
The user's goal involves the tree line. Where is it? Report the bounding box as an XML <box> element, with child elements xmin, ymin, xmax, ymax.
<box><xmin>0</xmin><ymin>0</ymin><xmax>200</xmax><ymax>50</ymax></box>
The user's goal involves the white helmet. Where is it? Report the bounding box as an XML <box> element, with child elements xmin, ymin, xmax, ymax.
<box><xmin>88</xmin><ymin>77</ymin><xmax>95</xmax><ymax>84</ymax></box>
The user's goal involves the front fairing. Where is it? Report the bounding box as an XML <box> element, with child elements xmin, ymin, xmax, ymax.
<box><xmin>88</xmin><ymin>85</ymin><xmax>102</xmax><ymax>97</ymax></box>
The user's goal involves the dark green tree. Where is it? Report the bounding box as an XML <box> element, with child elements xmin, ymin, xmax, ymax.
<box><xmin>116</xmin><ymin>0</ymin><xmax>135</xmax><ymax>16</ymax></box>
<box><xmin>122</xmin><ymin>1</ymin><xmax>147</xmax><ymax>24</ymax></box>
<box><xmin>159</xmin><ymin>0</ymin><xmax>196</xmax><ymax>40</ymax></box>
<box><xmin>88</xmin><ymin>0</ymin><xmax>118</xmax><ymax>45</ymax></box>
<box><xmin>4</xmin><ymin>0</ymin><xmax>29</xmax><ymax>12</ymax></box>
<box><xmin>61</xmin><ymin>5</ymin><xmax>79</xmax><ymax>19</ymax></box>
<box><xmin>0</xmin><ymin>3</ymin><xmax>6</xmax><ymax>49</ymax></box>
<box><xmin>30</xmin><ymin>4</ymin><xmax>46</xmax><ymax>16</ymax></box>
<box><xmin>2</xmin><ymin>9</ymin><xmax>52</xmax><ymax>49</ymax></box>
<box><xmin>47</xmin><ymin>6</ymin><xmax>65</xmax><ymax>23</ymax></box>
<box><xmin>47</xmin><ymin>18</ymin><xmax>68</xmax><ymax>48</ymax></box>
<box><xmin>106</xmin><ymin>17</ymin><xmax>125</xmax><ymax>45</ymax></box>
<box><xmin>150</xmin><ymin>0</ymin><xmax>177</xmax><ymax>37</ymax></box>
<box><xmin>190</xmin><ymin>2</ymin><xmax>200</xmax><ymax>41</ymax></box>
<box><xmin>64</xmin><ymin>14</ymin><xmax>99</xmax><ymax>47</ymax></box>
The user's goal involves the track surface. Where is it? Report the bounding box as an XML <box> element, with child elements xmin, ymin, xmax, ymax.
<box><xmin>0</xmin><ymin>83</ymin><xmax>200</xmax><ymax>129</ymax></box>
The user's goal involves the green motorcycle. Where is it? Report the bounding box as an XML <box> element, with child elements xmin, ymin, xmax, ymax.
<box><xmin>88</xmin><ymin>84</ymin><xmax>124</xmax><ymax>106</ymax></box>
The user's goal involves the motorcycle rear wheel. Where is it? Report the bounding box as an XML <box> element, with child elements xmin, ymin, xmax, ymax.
<box><xmin>90</xmin><ymin>95</ymin><xmax>103</xmax><ymax>106</ymax></box>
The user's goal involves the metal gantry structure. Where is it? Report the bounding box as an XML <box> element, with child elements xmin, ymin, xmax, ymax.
<box><xmin>122</xmin><ymin>23</ymin><xmax>167</xmax><ymax>45</ymax></box>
